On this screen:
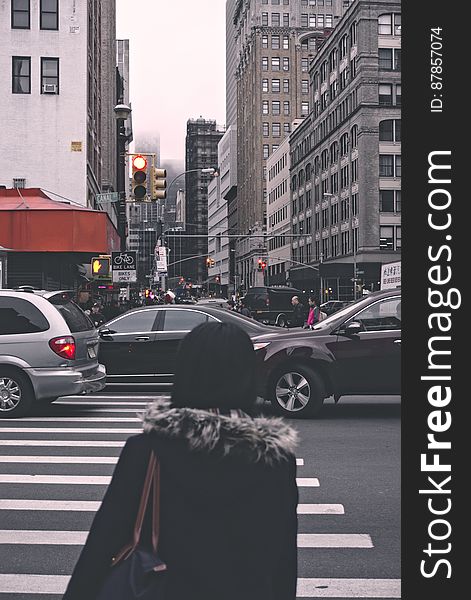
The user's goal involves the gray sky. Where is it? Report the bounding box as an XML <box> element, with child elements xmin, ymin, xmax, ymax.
<box><xmin>116</xmin><ymin>0</ymin><xmax>226</xmax><ymax>162</ymax></box>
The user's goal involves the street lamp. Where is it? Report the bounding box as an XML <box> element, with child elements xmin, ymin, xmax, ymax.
<box><xmin>114</xmin><ymin>101</ymin><xmax>132</xmax><ymax>252</ymax></box>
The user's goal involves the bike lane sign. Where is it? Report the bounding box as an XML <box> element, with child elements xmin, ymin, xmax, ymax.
<box><xmin>111</xmin><ymin>252</ymin><xmax>137</xmax><ymax>283</ymax></box>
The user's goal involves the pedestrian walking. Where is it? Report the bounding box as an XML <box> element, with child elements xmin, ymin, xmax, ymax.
<box><xmin>164</xmin><ymin>290</ymin><xmax>176</xmax><ymax>304</ymax></box>
<box><xmin>239</xmin><ymin>299</ymin><xmax>252</xmax><ymax>318</ymax></box>
<box><xmin>90</xmin><ymin>303</ymin><xmax>106</xmax><ymax>328</ymax></box>
<box><xmin>63</xmin><ymin>322</ymin><xmax>298</xmax><ymax>600</ymax></box>
<box><xmin>290</xmin><ymin>295</ymin><xmax>306</xmax><ymax>327</ymax></box>
<box><xmin>304</xmin><ymin>296</ymin><xmax>321</xmax><ymax>329</ymax></box>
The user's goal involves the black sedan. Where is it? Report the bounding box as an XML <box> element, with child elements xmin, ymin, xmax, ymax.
<box><xmin>98</xmin><ymin>289</ymin><xmax>401</xmax><ymax>418</ymax></box>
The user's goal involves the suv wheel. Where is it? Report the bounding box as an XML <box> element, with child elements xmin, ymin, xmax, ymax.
<box><xmin>276</xmin><ymin>314</ymin><xmax>288</xmax><ymax>328</ymax></box>
<box><xmin>0</xmin><ymin>369</ymin><xmax>34</xmax><ymax>418</ymax></box>
<box><xmin>270</xmin><ymin>365</ymin><xmax>325</xmax><ymax>418</ymax></box>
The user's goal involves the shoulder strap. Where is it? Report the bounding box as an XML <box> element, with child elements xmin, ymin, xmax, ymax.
<box><xmin>112</xmin><ymin>450</ymin><xmax>160</xmax><ymax>565</ymax></box>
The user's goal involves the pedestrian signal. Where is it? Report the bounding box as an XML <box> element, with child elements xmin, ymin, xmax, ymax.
<box><xmin>132</xmin><ymin>155</ymin><xmax>148</xmax><ymax>201</ymax></box>
<box><xmin>91</xmin><ymin>257</ymin><xmax>110</xmax><ymax>278</ymax></box>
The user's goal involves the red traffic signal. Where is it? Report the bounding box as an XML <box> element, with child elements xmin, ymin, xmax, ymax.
<box><xmin>132</xmin><ymin>155</ymin><xmax>147</xmax><ymax>171</ymax></box>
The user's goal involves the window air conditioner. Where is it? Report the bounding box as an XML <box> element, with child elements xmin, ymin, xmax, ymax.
<box><xmin>42</xmin><ymin>83</ymin><xmax>58</xmax><ymax>94</ymax></box>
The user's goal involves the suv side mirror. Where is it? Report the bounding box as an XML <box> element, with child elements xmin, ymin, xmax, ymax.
<box><xmin>342</xmin><ymin>321</ymin><xmax>362</xmax><ymax>336</ymax></box>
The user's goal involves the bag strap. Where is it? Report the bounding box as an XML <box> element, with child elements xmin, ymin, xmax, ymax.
<box><xmin>112</xmin><ymin>450</ymin><xmax>160</xmax><ymax>565</ymax></box>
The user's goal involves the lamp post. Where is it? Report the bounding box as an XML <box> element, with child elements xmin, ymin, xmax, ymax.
<box><xmin>114</xmin><ymin>101</ymin><xmax>132</xmax><ymax>252</ymax></box>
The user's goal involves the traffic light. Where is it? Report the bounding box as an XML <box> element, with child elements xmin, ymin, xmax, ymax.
<box><xmin>257</xmin><ymin>259</ymin><xmax>263</xmax><ymax>271</ymax></box>
<box><xmin>132</xmin><ymin>155</ymin><xmax>148</xmax><ymax>201</ymax></box>
<box><xmin>152</xmin><ymin>167</ymin><xmax>167</xmax><ymax>200</ymax></box>
<box><xmin>91</xmin><ymin>257</ymin><xmax>110</xmax><ymax>278</ymax></box>
<box><xmin>261</xmin><ymin>260</ymin><xmax>267</xmax><ymax>272</ymax></box>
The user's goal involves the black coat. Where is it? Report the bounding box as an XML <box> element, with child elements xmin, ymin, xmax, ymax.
<box><xmin>63</xmin><ymin>400</ymin><xmax>299</xmax><ymax>600</ymax></box>
<box><xmin>291</xmin><ymin>302</ymin><xmax>307</xmax><ymax>327</ymax></box>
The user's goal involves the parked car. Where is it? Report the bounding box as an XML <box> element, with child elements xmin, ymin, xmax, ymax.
<box><xmin>320</xmin><ymin>300</ymin><xmax>353</xmax><ymax>316</ymax></box>
<box><xmin>0</xmin><ymin>289</ymin><xmax>106</xmax><ymax>418</ymax></box>
<box><xmin>98</xmin><ymin>289</ymin><xmax>400</xmax><ymax>418</ymax></box>
<box><xmin>242</xmin><ymin>286</ymin><xmax>307</xmax><ymax>327</ymax></box>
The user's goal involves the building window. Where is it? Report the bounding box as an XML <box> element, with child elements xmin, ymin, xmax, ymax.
<box><xmin>262</xmin><ymin>12</ymin><xmax>269</xmax><ymax>25</ymax></box>
<box><xmin>340</xmin><ymin>34</ymin><xmax>348</xmax><ymax>59</ymax></box>
<box><xmin>12</xmin><ymin>56</ymin><xmax>31</xmax><ymax>94</ymax></box>
<box><xmin>341</xmin><ymin>165</ymin><xmax>349</xmax><ymax>189</ymax></box>
<box><xmin>272</xmin><ymin>100</ymin><xmax>281</xmax><ymax>115</ymax></box>
<box><xmin>301</xmin><ymin>101</ymin><xmax>309</xmax><ymax>116</ymax></box>
<box><xmin>272</xmin><ymin>78</ymin><xmax>281</xmax><ymax>93</ymax></box>
<box><xmin>378</xmin><ymin>13</ymin><xmax>401</xmax><ymax>36</ymax></box>
<box><xmin>263</xmin><ymin>145</ymin><xmax>270</xmax><ymax>159</ymax></box>
<box><xmin>350</xmin><ymin>21</ymin><xmax>357</xmax><ymax>45</ymax></box>
<box><xmin>351</xmin><ymin>193</ymin><xmax>358</xmax><ymax>215</ymax></box>
<box><xmin>283</xmin><ymin>57</ymin><xmax>289</xmax><ymax>71</ymax></box>
<box><xmin>380</xmin><ymin>189</ymin><xmax>401</xmax><ymax>212</ymax></box>
<box><xmin>272</xmin><ymin>0</ymin><xmax>280</xmax><ymax>5</ymax></box>
<box><xmin>41</xmin><ymin>57</ymin><xmax>59</xmax><ymax>94</ymax></box>
<box><xmin>309</xmin><ymin>14</ymin><xmax>316</xmax><ymax>27</ymax></box>
<box><xmin>262</xmin><ymin>34</ymin><xmax>269</xmax><ymax>48</ymax></box>
<box><xmin>301</xmin><ymin>58</ymin><xmax>309</xmax><ymax>72</ymax></box>
<box><xmin>340</xmin><ymin>132</ymin><xmax>349</xmax><ymax>156</ymax></box>
<box><xmin>283</xmin><ymin>123</ymin><xmax>291</xmax><ymax>135</ymax></box>
<box><xmin>262</xmin><ymin>57</ymin><xmax>269</xmax><ymax>71</ymax></box>
<box><xmin>396</xmin><ymin>84</ymin><xmax>401</xmax><ymax>106</ymax></box>
<box><xmin>322</xmin><ymin>208</ymin><xmax>329</xmax><ymax>228</ymax></box>
<box><xmin>329</xmin><ymin>48</ymin><xmax>338</xmax><ymax>71</ymax></box>
<box><xmin>262</xmin><ymin>100</ymin><xmax>269</xmax><ymax>115</ymax></box>
<box><xmin>379</xmin><ymin>48</ymin><xmax>401</xmax><ymax>70</ymax></box>
<box><xmin>301</xmin><ymin>13</ymin><xmax>308</xmax><ymax>27</ymax></box>
<box><xmin>331</xmin><ymin>234</ymin><xmax>338</xmax><ymax>257</ymax></box>
<box><xmin>272</xmin><ymin>35</ymin><xmax>280</xmax><ymax>49</ymax></box>
<box><xmin>40</xmin><ymin>0</ymin><xmax>58</xmax><ymax>30</ymax></box>
<box><xmin>379</xmin><ymin>119</ymin><xmax>401</xmax><ymax>142</ymax></box>
<box><xmin>272</xmin><ymin>123</ymin><xmax>281</xmax><ymax>137</ymax></box>
<box><xmin>341</xmin><ymin>231</ymin><xmax>350</xmax><ymax>255</ymax></box>
<box><xmin>271</xmin><ymin>12</ymin><xmax>280</xmax><ymax>26</ymax></box>
<box><xmin>272</xmin><ymin>144</ymin><xmax>279</xmax><ymax>153</ymax></box>
<box><xmin>11</xmin><ymin>0</ymin><xmax>30</xmax><ymax>29</ymax></box>
<box><xmin>272</xmin><ymin>57</ymin><xmax>280</xmax><ymax>71</ymax></box>
<box><xmin>351</xmin><ymin>159</ymin><xmax>358</xmax><ymax>182</ymax></box>
<box><xmin>283</xmin><ymin>79</ymin><xmax>290</xmax><ymax>93</ymax></box>
<box><xmin>379</xmin><ymin>155</ymin><xmax>401</xmax><ymax>177</ymax></box>
<box><xmin>282</xmin><ymin>35</ymin><xmax>289</xmax><ymax>49</ymax></box>
<box><xmin>326</xmin><ymin>14</ymin><xmax>333</xmax><ymax>28</ymax></box>
<box><xmin>263</xmin><ymin>122</ymin><xmax>269</xmax><ymax>136</ymax></box>
<box><xmin>331</xmin><ymin>203</ymin><xmax>338</xmax><ymax>224</ymax></box>
<box><xmin>317</xmin><ymin>15</ymin><xmax>324</xmax><ymax>28</ymax></box>
<box><xmin>283</xmin><ymin>13</ymin><xmax>290</xmax><ymax>26</ymax></box>
<box><xmin>351</xmin><ymin>125</ymin><xmax>358</xmax><ymax>148</ymax></box>
<box><xmin>302</xmin><ymin>80</ymin><xmax>309</xmax><ymax>94</ymax></box>
<box><xmin>320</xmin><ymin>61</ymin><xmax>327</xmax><ymax>82</ymax></box>
<box><xmin>262</xmin><ymin>78</ymin><xmax>269</xmax><ymax>92</ymax></box>
<box><xmin>379</xmin><ymin>83</ymin><xmax>393</xmax><ymax>105</ymax></box>
<box><xmin>380</xmin><ymin>226</ymin><xmax>394</xmax><ymax>250</ymax></box>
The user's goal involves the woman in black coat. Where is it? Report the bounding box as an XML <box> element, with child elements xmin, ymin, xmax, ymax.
<box><xmin>63</xmin><ymin>322</ymin><xmax>299</xmax><ymax>600</ymax></box>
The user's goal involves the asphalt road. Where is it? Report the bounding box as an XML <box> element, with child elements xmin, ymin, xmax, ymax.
<box><xmin>0</xmin><ymin>393</ymin><xmax>400</xmax><ymax>599</ymax></box>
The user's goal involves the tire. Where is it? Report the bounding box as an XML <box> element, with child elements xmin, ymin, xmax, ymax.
<box><xmin>276</xmin><ymin>314</ymin><xmax>288</xmax><ymax>328</ymax></box>
<box><xmin>269</xmin><ymin>365</ymin><xmax>325</xmax><ymax>418</ymax></box>
<box><xmin>0</xmin><ymin>368</ymin><xmax>34</xmax><ymax>418</ymax></box>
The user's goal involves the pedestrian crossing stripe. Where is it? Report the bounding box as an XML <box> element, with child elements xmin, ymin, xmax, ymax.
<box><xmin>0</xmin><ymin>530</ymin><xmax>373</xmax><ymax>548</ymax></box>
<box><xmin>0</xmin><ymin>456</ymin><xmax>305</xmax><ymax>466</ymax></box>
<box><xmin>0</xmin><ymin>574</ymin><xmax>401</xmax><ymax>597</ymax></box>
<box><xmin>0</xmin><ymin>474</ymin><xmax>319</xmax><ymax>487</ymax></box>
<box><xmin>0</xmin><ymin>500</ymin><xmax>343</xmax><ymax>514</ymax></box>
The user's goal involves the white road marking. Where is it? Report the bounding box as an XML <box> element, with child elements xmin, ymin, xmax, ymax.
<box><xmin>296</xmin><ymin>458</ymin><xmax>304</xmax><ymax>466</ymax></box>
<box><xmin>0</xmin><ymin>427</ymin><xmax>140</xmax><ymax>434</ymax></box>
<box><xmin>296</xmin><ymin>478</ymin><xmax>320</xmax><ymax>487</ymax></box>
<box><xmin>297</xmin><ymin>578</ymin><xmax>401</xmax><ymax>597</ymax></box>
<box><xmin>297</xmin><ymin>534</ymin><xmax>373</xmax><ymax>548</ymax></box>
<box><xmin>0</xmin><ymin>474</ymin><xmax>317</xmax><ymax>487</ymax></box>
<box><xmin>0</xmin><ymin>500</ymin><xmax>101</xmax><ymax>511</ymax></box>
<box><xmin>58</xmin><ymin>396</ymin><xmax>161</xmax><ymax>401</ymax></box>
<box><xmin>0</xmin><ymin>500</ymin><xmax>340</xmax><ymax>514</ymax></box>
<box><xmin>0</xmin><ymin>440</ymin><xmax>125</xmax><ymax>447</ymax></box>
<box><xmin>0</xmin><ymin>574</ymin><xmax>70</xmax><ymax>595</ymax></box>
<box><xmin>0</xmin><ymin>575</ymin><xmax>401</xmax><ymax>597</ymax></box>
<box><xmin>0</xmin><ymin>531</ymin><xmax>373</xmax><ymax>549</ymax></box>
<box><xmin>0</xmin><ymin>475</ymin><xmax>112</xmax><ymax>485</ymax></box>
<box><xmin>297</xmin><ymin>504</ymin><xmax>345</xmax><ymax>515</ymax></box>
<box><xmin>0</xmin><ymin>456</ymin><xmax>119</xmax><ymax>464</ymax></box>
<box><xmin>19</xmin><ymin>417</ymin><xmax>141</xmax><ymax>422</ymax></box>
<box><xmin>56</xmin><ymin>402</ymin><xmax>150</xmax><ymax>407</ymax></box>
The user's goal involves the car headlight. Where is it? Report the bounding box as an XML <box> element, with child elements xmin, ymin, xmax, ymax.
<box><xmin>253</xmin><ymin>342</ymin><xmax>271</xmax><ymax>351</ymax></box>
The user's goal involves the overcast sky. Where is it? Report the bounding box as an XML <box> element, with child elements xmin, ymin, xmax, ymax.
<box><xmin>116</xmin><ymin>0</ymin><xmax>226</xmax><ymax>162</ymax></box>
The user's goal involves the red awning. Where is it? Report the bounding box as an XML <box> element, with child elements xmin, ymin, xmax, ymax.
<box><xmin>0</xmin><ymin>188</ymin><xmax>120</xmax><ymax>253</ymax></box>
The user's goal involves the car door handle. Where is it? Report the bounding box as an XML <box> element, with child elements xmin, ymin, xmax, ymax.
<box><xmin>394</xmin><ymin>339</ymin><xmax>401</xmax><ymax>344</ymax></box>
<box><xmin>135</xmin><ymin>336</ymin><xmax>150</xmax><ymax>341</ymax></box>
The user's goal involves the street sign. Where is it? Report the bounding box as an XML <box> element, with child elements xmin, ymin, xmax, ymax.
<box><xmin>380</xmin><ymin>261</ymin><xmax>401</xmax><ymax>290</ymax></box>
<box><xmin>111</xmin><ymin>251</ymin><xmax>137</xmax><ymax>283</ymax></box>
<box><xmin>156</xmin><ymin>246</ymin><xmax>167</xmax><ymax>274</ymax></box>
<box><xmin>96</xmin><ymin>192</ymin><xmax>120</xmax><ymax>204</ymax></box>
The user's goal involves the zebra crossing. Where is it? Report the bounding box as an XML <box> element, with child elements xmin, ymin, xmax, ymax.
<box><xmin>0</xmin><ymin>394</ymin><xmax>401</xmax><ymax>598</ymax></box>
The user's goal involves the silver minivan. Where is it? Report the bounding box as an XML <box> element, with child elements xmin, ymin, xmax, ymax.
<box><xmin>0</xmin><ymin>289</ymin><xmax>106</xmax><ymax>418</ymax></box>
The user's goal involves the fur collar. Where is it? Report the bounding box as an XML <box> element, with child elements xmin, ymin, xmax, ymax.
<box><xmin>141</xmin><ymin>399</ymin><xmax>298</xmax><ymax>465</ymax></box>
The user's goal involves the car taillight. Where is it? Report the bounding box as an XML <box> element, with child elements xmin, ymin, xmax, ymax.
<box><xmin>49</xmin><ymin>336</ymin><xmax>76</xmax><ymax>360</ymax></box>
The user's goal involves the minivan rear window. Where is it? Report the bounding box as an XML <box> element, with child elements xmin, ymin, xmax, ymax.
<box><xmin>48</xmin><ymin>298</ymin><xmax>94</xmax><ymax>333</ymax></box>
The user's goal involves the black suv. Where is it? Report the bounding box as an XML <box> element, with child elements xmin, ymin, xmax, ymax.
<box><xmin>242</xmin><ymin>286</ymin><xmax>306</xmax><ymax>327</ymax></box>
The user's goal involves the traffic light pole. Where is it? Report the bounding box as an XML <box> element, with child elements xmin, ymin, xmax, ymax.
<box><xmin>117</xmin><ymin>120</ymin><xmax>128</xmax><ymax>252</ymax></box>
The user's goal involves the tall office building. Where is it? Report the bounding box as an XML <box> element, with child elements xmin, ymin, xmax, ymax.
<box><xmin>288</xmin><ymin>0</ymin><xmax>401</xmax><ymax>298</ymax></box>
<box><xmin>226</xmin><ymin>0</ymin><xmax>239</xmax><ymax>129</ymax></box>
<box><xmin>0</xmin><ymin>0</ymin><xmax>118</xmax><ymax>208</ymax></box>
<box><xmin>184</xmin><ymin>119</ymin><xmax>224</xmax><ymax>284</ymax></box>
<box><xmin>232</xmin><ymin>0</ymin><xmax>347</xmax><ymax>290</ymax></box>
